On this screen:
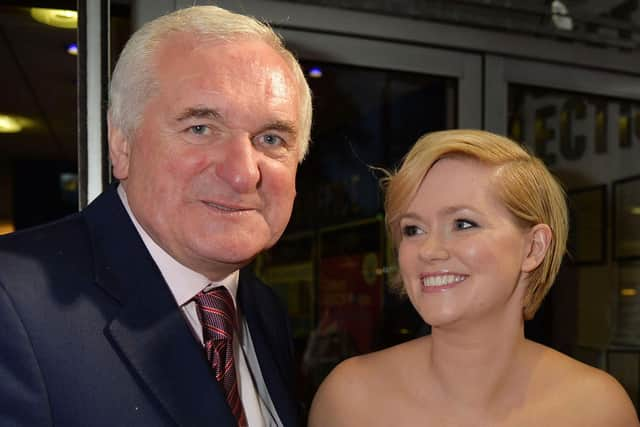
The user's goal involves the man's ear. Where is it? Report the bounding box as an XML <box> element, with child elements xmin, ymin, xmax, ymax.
<box><xmin>522</xmin><ymin>224</ymin><xmax>552</xmax><ymax>273</ymax></box>
<box><xmin>108</xmin><ymin>118</ymin><xmax>130</xmax><ymax>180</ymax></box>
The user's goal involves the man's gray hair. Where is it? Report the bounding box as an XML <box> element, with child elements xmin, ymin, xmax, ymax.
<box><xmin>109</xmin><ymin>5</ymin><xmax>312</xmax><ymax>161</ymax></box>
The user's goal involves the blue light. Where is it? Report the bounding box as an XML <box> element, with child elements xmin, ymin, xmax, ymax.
<box><xmin>66</xmin><ymin>42</ymin><xmax>78</xmax><ymax>56</ymax></box>
<box><xmin>308</xmin><ymin>67</ymin><xmax>323</xmax><ymax>78</ymax></box>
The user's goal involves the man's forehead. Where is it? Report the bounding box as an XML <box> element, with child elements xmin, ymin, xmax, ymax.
<box><xmin>155</xmin><ymin>35</ymin><xmax>293</xmax><ymax>82</ymax></box>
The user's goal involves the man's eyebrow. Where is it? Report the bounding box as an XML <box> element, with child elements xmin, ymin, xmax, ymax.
<box><xmin>263</xmin><ymin>120</ymin><xmax>298</xmax><ymax>136</ymax></box>
<box><xmin>175</xmin><ymin>107</ymin><xmax>221</xmax><ymax>122</ymax></box>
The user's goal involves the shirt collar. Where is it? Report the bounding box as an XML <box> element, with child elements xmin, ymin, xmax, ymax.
<box><xmin>117</xmin><ymin>184</ymin><xmax>239</xmax><ymax>307</ymax></box>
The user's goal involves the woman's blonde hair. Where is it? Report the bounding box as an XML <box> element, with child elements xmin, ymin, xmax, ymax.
<box><xmin>384</xmin><ymin>129</ymin><xmax>568</xmax><ymax>319</ymax></box>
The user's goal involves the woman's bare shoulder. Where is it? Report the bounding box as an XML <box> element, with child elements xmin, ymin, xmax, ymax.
<box><xmin>308</xmin><ymin>338</ymin><xmax>425</xmax><ymax>427</ymax></box>
<box><xmin>319</xmin><ymin>337</ymin><xmax>425</xmax><ymax>388</ymax></box>
<box><xmin>569</xmin><ymin>362</ymin><xmax>639</xmax><ymax>426</ymax></box>
<box><xmin>537</xmin><ymin>345</ymin><xmax>639</xmax><ymax>426</ymax></box>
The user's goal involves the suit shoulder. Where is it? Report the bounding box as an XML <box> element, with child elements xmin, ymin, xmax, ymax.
<box><xmin>239</xmin><ymin>269</ymin><xmax>287</xmax><ymax>309</ymax></box>
<box><xmin>0</xmin><ymin>212</ymin><xmax>85</xmax><ymax>254</ymax></box>
<box><xmin>0</xmin><ymin>213</ymin><xmax>92</xmax><ymax>292</ymax></box>
<box><xmin>240</xmin><ymin>269</ymin><xmax>274</xmax><ymax>291</ymax></box>
<box><xmin>0</xmin><ymin>279</ymin><xmax>53</xmax><ymax>425</ymax></box>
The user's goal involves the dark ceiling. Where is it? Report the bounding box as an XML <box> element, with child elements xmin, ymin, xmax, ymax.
<box><xmin>288</xmin><ymin>0</ymin><xmax>640</xmax><ymax>49</ymax></box>
<box><xmin>0</xmin><ymin>0</ymin><xmax>637</xmax><ymax>167</ymax></box>
<box><xmin>0</xmin><ymin>0</ymin><xmax>130</xmax><ymax>167</ymax></box>
<box><xmin>0</xmin><ymin>5</ymin><xmax>77</xmax><ymax>162</ymax></box>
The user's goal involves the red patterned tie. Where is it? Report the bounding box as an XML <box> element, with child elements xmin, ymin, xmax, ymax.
<box><xmin>195</xmin><ymin>287</ymin><xmax>247</xmax><ymax>426</ymax></box>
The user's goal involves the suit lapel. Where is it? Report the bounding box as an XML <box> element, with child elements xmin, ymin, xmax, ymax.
<box><xmin>238</xmin><ymin>271</ymin><xmax>298</xmax><ymax>426</ymax></box>
<box><xmin>106</xmin><ymin>289</ymin><xmax>235</xmax><ymax>426</ymax></box>
<box><xmin>83</xmin><ymin>187</ymin><xmax>235</xmax><ymax>427</ymax></box>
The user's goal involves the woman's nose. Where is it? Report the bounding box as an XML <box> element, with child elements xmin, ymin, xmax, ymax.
<box><xmin>418</xmin><ymin>233</ymin><xmax>450</xmax><ymax>262</ymax></box>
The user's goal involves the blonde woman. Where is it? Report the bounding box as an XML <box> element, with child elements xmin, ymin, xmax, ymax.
<box><xmin>309</xmin><ymin>130</ymin><xmax>638</xmax><ymax>426</ymax></box>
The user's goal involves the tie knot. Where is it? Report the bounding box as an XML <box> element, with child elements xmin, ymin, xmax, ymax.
<box><xmin>195</xmin><ymin>286</ymin><xmax>237</xmax><ymax>342</ymax></box>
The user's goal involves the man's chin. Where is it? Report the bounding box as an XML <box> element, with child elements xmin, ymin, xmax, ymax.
<box><xmin>188</xmin><ymin>230</ymin><xmax>274</xmax><ymax>272</ymax></box>
<box><xmin>196</xmin><ymin>247</ymin><xmax>262</xmax><ymax>275</ymax></box>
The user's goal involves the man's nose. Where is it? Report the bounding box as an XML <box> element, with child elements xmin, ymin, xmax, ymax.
<box><xmin>418</xmin><ymin>233</ymin><xmax>450</xmax><ymax>262</ymax></box>
<box><xmin>215</xmin><ymin>136</ymin><xmax>261</xmax><ymax>193</ymax></box>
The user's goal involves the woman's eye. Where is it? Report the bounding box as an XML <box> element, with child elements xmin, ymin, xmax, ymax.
<box><xmin>402</xmin><ymin>225</ymin><xmax>423</xmax><ymax>237</ymax></box>
<box><xmin>455</xmin><ymin>219</ymin><xmax>477</xmax><ymax>230</ymax></box>
<box><xmin>188</xmin><ymin>125</ymin><xmax>209</xmax><ymax>135</ymax></box>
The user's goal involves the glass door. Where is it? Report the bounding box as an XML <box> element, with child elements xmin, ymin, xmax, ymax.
<box><xmin>486</xmin><ymin>55</ymin><xmax>640</xmax><ymax>407</ymax></box>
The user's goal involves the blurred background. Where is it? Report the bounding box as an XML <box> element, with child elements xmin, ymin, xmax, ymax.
<box><xmin>1</xmin><ymin>0</ymin><xmax>639</xmax><ymax>415</ymax></box>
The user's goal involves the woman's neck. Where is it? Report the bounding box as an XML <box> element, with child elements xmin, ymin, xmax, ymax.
<box><xmin>426</xmin><ymin>311</ymin><xmax>542</xmax><ymax>412</ymax></box>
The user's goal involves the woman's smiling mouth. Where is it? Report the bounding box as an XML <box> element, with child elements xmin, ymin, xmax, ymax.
<box><xmin>420</xmin><ymin>273</ymin><xmax>467</xmax><ymax>292</ymax></box>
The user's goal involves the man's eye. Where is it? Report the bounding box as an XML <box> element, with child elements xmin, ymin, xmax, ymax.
<box><xmin>188</xmin><ymin>125</ymin><xmax>209</xmax><ymax>135</ymax></box>
<box><xmin>402</xmin><ymin>225</ymin><xmax>423</xmax><ymax>237</ymax></box>
<box><xmin>455</xmin><ymin>219</ymin><xmax>477</xmax><ymax>230</ymax></box>
<box><xmin>257</xmin><ymin>134</ymin><xmax>285</xmax><ymax>147</ymax></box>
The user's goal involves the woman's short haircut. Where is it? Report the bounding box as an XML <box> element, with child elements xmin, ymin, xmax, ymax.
<box><xmin>109</xmin><ymin>5</ymin><xmax>312</xmax><ymax>161</ymax></box>
<box><xmin>384</xmin><ymin>129</ymin><xmax>568</xmax><ymax>319</ymax></box>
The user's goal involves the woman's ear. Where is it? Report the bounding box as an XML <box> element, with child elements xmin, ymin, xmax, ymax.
<box><xmin>108</xmin><ymin>118</ymin><xmax>130</xmax><ymax>180</ymax></box>
<box><xmin>522</xmin><ymin>224</ymin><xmax>552</xmax><ymax>273</ymax></box>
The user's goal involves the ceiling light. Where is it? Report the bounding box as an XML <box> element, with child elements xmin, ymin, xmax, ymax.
<box><xmin>66</xmin><ymin>43</ymin><xmax>78</xmax><ymax>56</ymax></box>
<box><xmin>551</xmin><ymin>1</ymin><xmax>573</xmax><ymax>31</ymax></box>
<box><xmin>31</xmin><ymin>8</ymin><xmax>78</xmax><ymax>29</ymax></box>
<box><xmin>0</xmin><ymin>114</ymin><xmax>38</xmax><ymax>133</ymax></box>
<box><xmin>0</xmin><ymin>115</ymin><xmax>22</xmax><ymax>133</ymax></box>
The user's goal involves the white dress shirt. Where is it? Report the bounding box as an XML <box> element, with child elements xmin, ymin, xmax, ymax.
<box><xmin>117</xmin><ymin>185</ymin><xmax>282</xmax><ymax>427</ymax></box>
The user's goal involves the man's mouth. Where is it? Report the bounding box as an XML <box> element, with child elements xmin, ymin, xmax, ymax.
<box><xmin>204</xmin><ymin>201</ymin><xmax>252</xmax><ymax>212</ymax></box>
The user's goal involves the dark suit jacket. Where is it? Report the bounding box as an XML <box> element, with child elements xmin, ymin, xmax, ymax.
<box><xmin>0</xmin><ymin>186</ymin><xmax>298</xmax><ymax>426</ymax></box>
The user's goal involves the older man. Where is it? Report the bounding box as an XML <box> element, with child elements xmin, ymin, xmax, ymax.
<box><xmin>0</xmin><ymin>5</ymin><xmax>311</xmax><ymax>427</ymax></box>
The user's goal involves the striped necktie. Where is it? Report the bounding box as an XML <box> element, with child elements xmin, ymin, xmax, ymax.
<box><xmin>195</xmin><ymin>287</ymin><xmax>247</xmax><ymax>426</ymax></box>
